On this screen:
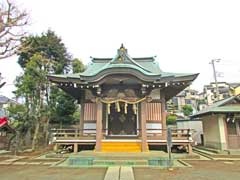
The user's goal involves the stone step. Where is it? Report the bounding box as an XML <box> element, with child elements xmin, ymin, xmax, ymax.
<box><xmin>193</xmin><ymin>146</ymin><xmax>219</xmax><ymax>154</ymax></box>
<box><xmin>193</xmin><ymin>148</ymin><xmax>214</xmax><ymax>160</ymax></box>
<box><xmin>193</xmin><ymin>147</ymin><xmax>216</xmax><ymax>155</ymax></box>
<box><xmin>94</xmin><ymin>159</ymin><xmax>148</xmax><ymax>166</ymax></box>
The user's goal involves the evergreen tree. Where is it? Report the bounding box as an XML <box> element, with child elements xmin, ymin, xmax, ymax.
<box><xmin>18</xmin><ymin>30</ymin><xmax>70</xmax><ymax>73</ymax></box>
<box><xmin>15</xmin><ymin>53</ymin><xmax>49</xmax><ymax>150</ymax></box>
<box><xmin>15</xmin><ymin>30</ymin><xmax>85</xmax><ymax>149</ymax></box>
<box><xmin>182</xmin><ymin>105</ymin><xmax>193</xmax><ymax>116</ymax></box>
<box><xmin>72</xmin><ymin>58</ymin><xmax>85</xmax><ymax>73</ymax></box>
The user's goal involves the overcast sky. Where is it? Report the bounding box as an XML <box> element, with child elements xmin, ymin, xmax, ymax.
<box><xmin>0</xmin><ymin>0</ymin><xmax>240</xmax><ymax>98</ymax></box>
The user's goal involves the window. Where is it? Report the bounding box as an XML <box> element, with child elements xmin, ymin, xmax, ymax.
<box><xmin>185</xmin><ymin>99</ymin><xmax>191</xmax><ymax>105</ymax></box>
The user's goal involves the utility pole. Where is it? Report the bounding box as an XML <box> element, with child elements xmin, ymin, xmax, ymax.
<box><xmin>210</xmin><ymin>59</ymin><xmax>221</xmax><ymax>101</ymax></box>
<box><xmin>0</xmin><ymin>73</ymin><xmax>6</xmax><ymax>89</ymax></box>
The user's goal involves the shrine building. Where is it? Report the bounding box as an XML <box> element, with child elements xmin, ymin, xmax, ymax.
<box><xmin>48</xmin><ymin>45</ymin><xmax>199</xmax><ymax>153</ymax></box>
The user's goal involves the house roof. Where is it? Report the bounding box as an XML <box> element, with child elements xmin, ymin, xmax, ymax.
<box><xmin>0</xmin><ymin>95</ymin><xmax>15</xmax><ymax>104</ymax></box>
<box><xmin>191</xmin><ymin>95</ymin><xmax>240</xmax><ymax>117</ymax></box>
<box><xmin>229</xmin><ymin>83</ymin><xmax>240</xmax><ymax>89</ymax></box>
<box><xmin>0</xmin><ymin>95</ymin><xmax>10</xmax><ymax>104</ymax></box>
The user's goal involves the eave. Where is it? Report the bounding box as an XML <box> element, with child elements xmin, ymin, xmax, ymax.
<box><xmin>48</xmin><ymin>71</ymin><xmax>199</xmax><ymax>86</ymax></box>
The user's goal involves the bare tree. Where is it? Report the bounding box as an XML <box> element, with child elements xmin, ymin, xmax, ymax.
<box><xmin>0</xmin><ymin>0</ymin><xmax>28</xmax><ymax>59</ymax></box>
<box><xmin>0</xmin><ymin>72</ymin><xmax>6</xmax><ymax>89</ymax></box>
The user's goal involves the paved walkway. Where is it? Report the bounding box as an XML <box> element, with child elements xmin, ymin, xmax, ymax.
<box><xmin>104</xmin><ymin>166</ymin><xmax>135</xmax><ymax>180</ymax></box>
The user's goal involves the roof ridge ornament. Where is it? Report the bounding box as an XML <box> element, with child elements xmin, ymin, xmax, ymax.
<box><xmin>107</xmin><ymin>44</ymin><xmax>152</xmax><ymax>73</ymax></box>
<box><xmin>117</xmin><ymin>43</ymin><xmax>128</xmax><ymax>62</ymax></box>
<box><xmin>120</xmin><ymin>43</ymin><xmax>126</xmax><ymax>52</ymax></box>
<box><xmin>109</xmin><ymin>44</ymin><xmax>129</xmax><ymax>64</ymax></box>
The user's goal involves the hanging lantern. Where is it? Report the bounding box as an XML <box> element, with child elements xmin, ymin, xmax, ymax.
<box><xmin>124</xmin><ymin>103</ymin><xmax>128</xmax><ymax>114</ymax></box>
<box><xmin>133</xmin><ymin>104</ymin><xmax>137</xmax><ymax>114</ymax></box>
<box><xmin>107</xmin><ymin>103</ymin><xmax>111</xmax><ymax>114</ymax></box>
<box><xmin>116</xmin><ymin>102</ymin><xmax>120</xmax><ymax>112</ymax></box>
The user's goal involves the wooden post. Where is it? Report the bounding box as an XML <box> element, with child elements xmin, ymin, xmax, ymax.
<box><xmin>95</xmin><ymin>101</ymin><xmax>103</xmax><ymax>151</ymax></box>
<box><xmin>223</xmin><ymin>116</ymin><xmax>229</xmax><ymax>149</ymax></box>
<box><xmin>187</xmin><ymin>129</ymin><xmax>193</xmax><ymax>154</ymax></box>
<box><xmin>75</xmin><ymin>129</ymin><xmax>78</xmax><ymax>138</ymax></box>
<box><xmin>188</xmin><ymin>144</ymin><xmax>193</xmax><ymax>154</ymax></box>
<box><xmin>79</xmin><ymin>101</ymin><xmax>85</xmax><ymax>136</ymax></box>
<box><xmin>53</xmin><ymin>143</ymin><xmax>58</xmax><ymax>152</ymax></box>
<box><xmin>74</xmin><ymin>143</ymin><xmax>78</xmax><ymax>153</ymax></box>
<box><xmin>160</xmin><ymin>91</ymin><xmax>167</xmax><ymax>139</ymax></box>
<box><xmin>141</xmin><ymin>101</ymin><xmax>148</xmax><ymax>152</ymax></box>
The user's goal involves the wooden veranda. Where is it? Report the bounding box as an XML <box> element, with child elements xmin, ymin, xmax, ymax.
<box><xmin>51</xmin><ymin>128</ymin><xmax>194</xmax><ymax>153</ymax></box>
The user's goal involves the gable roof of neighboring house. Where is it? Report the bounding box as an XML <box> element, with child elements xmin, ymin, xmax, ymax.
<box><xmin>0</xmin><ymin>95</ymin><xmax>15</xmax><ymax>104</ymax></box>
<box><xmin>229</xmin><ymin>83</ymin><xmax>240</xmax><ymax>88</ymax></box>
<box><xmin>191</xmin><ymin>95</ymin><xmax>240</xmax><ymax>117</ymax></box>
<box><xmin>0</xmin><ymin>95</ymin><xmax>9</xmax><ymax>104</ymax></box>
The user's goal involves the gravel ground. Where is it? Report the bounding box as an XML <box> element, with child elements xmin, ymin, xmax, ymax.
<box><xmin>134</xmin><ymin>160</ymin><xmax>240</xmax><ymax>180</ymax></box>
<box><xmin>0</xmin><ymin>165</ymin><xmax>107</xmax><ymax>180</ymax></box>
<box><xmin>0</xmin><ymin>159</ymin><xmax>240</xmax><ymax>180</ymax></box>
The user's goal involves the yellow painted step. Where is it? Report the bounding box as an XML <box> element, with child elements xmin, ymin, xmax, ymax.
<box><xmin>100</xmin><ymin>142</ymin><xmax>143</xmax><ymax>152</ymax></box>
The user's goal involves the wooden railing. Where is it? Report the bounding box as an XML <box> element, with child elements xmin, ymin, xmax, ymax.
<box><xmin>51</xmin><ymin>128</ymin><xmax>194</xmax><ymax>142</ymax></box>
<box><xmin>146</xmin><ymin>128</ymin><xmax>193</xmax><ymax>141</ymax></box>
<box><xmin>51</xmin><ymin>129</ymin><xmax>96</xmax><ymax>139</ymax></box>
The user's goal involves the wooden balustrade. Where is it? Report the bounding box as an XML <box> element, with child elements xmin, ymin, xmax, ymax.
<box><xmin>51</xmin><ymin>129</ymin><xmax>96</xmax><ymax>139</ymax></box>
<box><xmin>146</xmin><ymin>128</ymin><xmax>193</xmax><ymax>141</ymax></box>
<box><xmin>51</xmin><ymin>128</ymin><xmax>194</xmax><ymax>142</ymax></box>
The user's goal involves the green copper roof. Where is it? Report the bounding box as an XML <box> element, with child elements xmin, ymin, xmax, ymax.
<box><xmin>80</xmin><ymin>45</ymin><xmax>162</xmax><ymax>77</ymax></box>
<box><xmin>81</xmin><ymin>62</ymin><xmax>157</xmax><ymax>76</ymax></box>
<box><xmin>192</xmin><ymin>95</ymin><xmax>240</xmax><ymax>117</ymax></box>
<box><xmin>48</xmin><ymin>45</ymin><xmax>199</xmax><ymax>83</ymax></box>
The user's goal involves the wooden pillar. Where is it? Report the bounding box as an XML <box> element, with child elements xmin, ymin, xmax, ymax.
<box><xmin>79</xmin><ymin>102</ymin><xmax>85</xmax><ymax>136</ymax></box>
<box><xmin>74</xmin><ymin>143</ymin><xmax>78</xmax><ymax>153</ymax></box>
<box><xmin>188</xmin><ymin>144</ymin><xmax>193</xmax><ymax>154</ymax></box>
<box><xmin>95</xmin><ymin>101</ymin><xmax>103</xmax><ymax>151</ymax></box>
<box><xmin>160</xmin><ymin>91</ymin><xmax>167</xmax><ymax>139</ymax></box>
<box><xmin>223</xmin><ymin>117</ymin><xmax>229</xmax><ymax>149</ymax></box>
<box><xmin>53</xmin><ymin>143</ymin><xmax>58</xmax><ymax>152</ymax></box>
<box><xmin>141</xmin><ymin>101</ymin><xmax>148</xmax><ymax>152</ymax></box>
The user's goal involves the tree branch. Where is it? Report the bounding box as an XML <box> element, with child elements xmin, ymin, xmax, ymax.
<box><xmin>0</xmin><ymin>0</ymin><xmax>29</xmax><ymax>59</ymax></box>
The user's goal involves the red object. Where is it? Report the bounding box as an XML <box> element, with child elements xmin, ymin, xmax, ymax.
<box><xmin>0</xmin><ymin>117</ymin><xmax>7</xmax><ymax>127</ymax></box>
